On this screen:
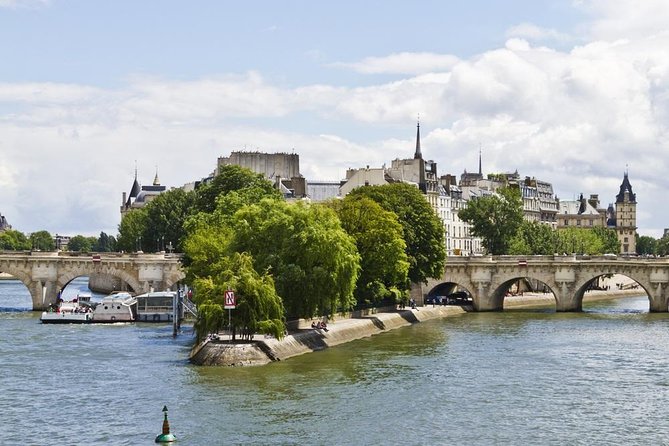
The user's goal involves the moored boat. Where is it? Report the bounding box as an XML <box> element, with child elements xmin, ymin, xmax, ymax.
<box><xmin>91</xmin><ymin>292</ymin><xmax>137</xmax><ymax>323</ymax></box>
<box><xmin>40</xmin><ymin>293</ymin><xmax>94</xmax><ymax>324</ymax></box>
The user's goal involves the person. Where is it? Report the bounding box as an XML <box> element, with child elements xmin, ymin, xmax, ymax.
<box><xmin>311</xmin><ymin>321</ymin><xmax>317</xmax><ymax>329</ymax></box>
<box><xmin>321</xmin><ymin>321</ymin><xmax>328</xmax><ymax>331</ymax></box>
<box><xmin>410</xmin><ymin>298</ymin><xmax>416</xmax><ymax>309</ymax></box>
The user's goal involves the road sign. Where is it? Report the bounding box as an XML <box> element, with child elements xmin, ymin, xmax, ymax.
<box><xmin>224</xmin><ymin>290</ymin><xmax>236</xmax><ymax>309</ymax></box>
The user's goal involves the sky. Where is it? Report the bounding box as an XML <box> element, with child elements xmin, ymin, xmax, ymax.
<box><xmin>1</xmin><ymin>0</ymin><xmax>668</xmax><ymax>238</ymax></box>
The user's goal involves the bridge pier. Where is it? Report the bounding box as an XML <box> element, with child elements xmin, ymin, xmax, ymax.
<box><xmin>30</xmin><ymin>280</ymin><xmax>59</xmax><ymax>311</ymax></box>
<box><xmin>648</xmin><ymin>283</ymin><xmax>669</xmax><ymax>312</ymax></box>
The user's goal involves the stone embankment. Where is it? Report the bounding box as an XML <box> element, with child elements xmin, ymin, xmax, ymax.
<box><xmin>190</xmin><ymin>305</ymin><xmax>468</xmax><ymax>366</ymax></box>
<box><xmin>190</xmin><ymin>286</ymin><xmax>645</xmax><ymax>367</ymax></box>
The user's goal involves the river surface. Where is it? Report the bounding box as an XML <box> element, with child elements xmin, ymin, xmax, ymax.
<box><xmin>2</xmin><ymin>279</ymin><xmax>669</xmax><ymax>445</ymax></box>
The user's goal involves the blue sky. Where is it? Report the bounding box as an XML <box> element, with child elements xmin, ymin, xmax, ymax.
<box><xmin>1</xmin><ymin>0</ymin><xmax>668</xmax><ymax>238</ymax></box>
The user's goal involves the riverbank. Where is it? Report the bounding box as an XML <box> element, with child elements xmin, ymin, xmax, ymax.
<box><xmin>190</xmin><ymin>305</ymin><xmax>469</xmax><ymax>366</ymax></box>
<box><xmin>190</xmin><ymin>286</ymin><xmax>645</xmax><ymax>367</ymax></box>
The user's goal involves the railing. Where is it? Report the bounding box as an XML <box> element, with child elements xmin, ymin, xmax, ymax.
<box><xmin>182</xmin><ymin>299</ymin><xmax>198</xmax><ymax>317</ymax></box>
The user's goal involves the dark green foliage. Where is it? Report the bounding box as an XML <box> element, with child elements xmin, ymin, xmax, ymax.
<box><xmin>330</xmin><ymin>195</ymin><xmax>409</xmax><ymax>305</ymax></box>
<box><xmin>67</xmin><ymin>235</ymin><xmax>97</xmax><ymax>252</ymax></box>
<box><xmin>349</xmin><ymin>183</ymin><xmax>446</xmax><ymax>284</ymax></box>
<box><xmin>29</xmin><ymin>230</ymin><xmax>55</xmax><ymax>251</ymax></box>
<box><xmin>193</xmin><ymin>164</ymin><xmax>281</xmax><ymax>214</ymax></box>
<box><xmin>458</xmin><ymin>186</ymin><xmax>524</xmax><ymax>255</ymax></box>
<box><xmin>93</xmin><ymin>232</ymin><xmax>117</xmax><ymax>252</ymax></box>
<box><xmin>0</xmin><ymin>230</ymin><xmax>31</xmax><ymax>250</ymax></box>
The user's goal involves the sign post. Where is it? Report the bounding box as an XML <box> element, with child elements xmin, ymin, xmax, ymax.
<box><xmin>224</xmin><ymin>289</ymin><xmax>236</xmax><ymax>341</ymax></box>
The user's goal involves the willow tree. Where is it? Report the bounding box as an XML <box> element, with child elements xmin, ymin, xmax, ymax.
<box><xmin>348</xmin><ymin>183</ymin><xmax>445</xmax><ymax>284</ymax></box>
<box><xmin>229</xmin><ymin>199</ymin><xmax>360</xmax><ymax>319</ymax></box>
<box><xmin>186</xmin><ymin>249</ymin><xmax>285</xmax><ymax>342</ymax></box>
<box><xmin>330</xmin><ymin>195</ymin><xmax>409</xmax><ymax>306</ymax></box>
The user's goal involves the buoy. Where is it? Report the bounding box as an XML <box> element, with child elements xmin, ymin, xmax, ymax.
<box><xmin>155</xmin><ymin>405</ymin><xmax>176</xmax><ymax>443</ymax></box>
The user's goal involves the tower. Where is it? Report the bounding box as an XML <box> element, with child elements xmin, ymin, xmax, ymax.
<box><xmin>615</xmin><ymin>171</ymin><xmax>637</xmax><ymax>254</ymax></box>
<box><xmin>414</xmin><ymin>118</ymin><xmax>422</xmax><ymax>160</ymax></box>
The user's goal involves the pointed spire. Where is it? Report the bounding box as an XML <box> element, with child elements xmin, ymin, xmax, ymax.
<box><xmin>478</xmin><ymin>145</ymin><xmax>482</xmax><ymax>176</ymax></box>
<box><xmin>414</xmin><ymin>116</ymin><xmax>422</xmax><ymax>159</ymax></box>
<box><xmin>153</xmin><ymin>165</ymin><xmax>160</xmax><ymax>186</ymax></box>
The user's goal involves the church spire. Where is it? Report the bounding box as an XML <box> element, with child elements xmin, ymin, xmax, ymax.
<box><xmin>478</xmin><ymin>145</ymin><xmax>482</xmax><ymax>176</ymax></box>
<box><xmin>414</xmin><ymin>116</ymin><xmax>422</xmax><ymax>159</ymax></box>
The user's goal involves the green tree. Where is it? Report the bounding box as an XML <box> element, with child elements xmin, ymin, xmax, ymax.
<box><xmin>458</xmin><ymin>187</ymin><xmax>524</xmax><ymax>255</ymax></box>
<box><xmin>189</xmin><ymin>252</ymin><xmax>285</xmax><ymax>342</ymax></box>
<box><xmin>0</xmin><ymin>230</ymin><xmax>31</xmax><ymax>250</ymax></box>
<box><xmin>349</xmin><ymin>183</ymin><xmax>446</xmax><ymax>283</ymax></box>
<box><xmin>657</xmin><ymin>235</ymin><xmax>669</xmax><ymax>256</ymax></box>
<box><xmin>331</xmin><ymin>195</ymin><xmax>409</xmax><ymax>305</ymax></box>
<box><xmin>508</xmin><ymin>221</ymin><xmax>556</xmax><ymax>255</ymax></box>
<box><xmin>117</xmin><ymin>208</ymin><xmax>149</xmax><ymax>252</ymax></box>
<box><xmin>29</xmin><ymin>230</ymin><xmax>55</xmax><ymax>251</ymax></box>
<box><xmin>193</xmin><ymin>164</ymin><xmax>281</xmax><ymax>214</ymax></box>
<box><xmin>230</xmin><ymin>199</ymin><xmax>360</xmax><ymax>319</ymax></box>
<box><xmin>636</xmin><ymin>234</ymin><xmax>657</xmax><ymax>255</ymax></box>
<box><xmin>67</xmin><ymin>235</ymin><xmax>96</xmax><ymax>252</ymax></box>
<box><xmin>143</xmin><ymin>188</ymin><xmax>195</xmax><ymax>252</ymax></box>
<box><xmin>93</xmin><ymin>232</ymin><xmax>117</xmax><ymax>252</ymax></box>
<box><xmin>592</xmin><ymin>227</ymin><xmax>620</xmax><ymax>254</ymax></box>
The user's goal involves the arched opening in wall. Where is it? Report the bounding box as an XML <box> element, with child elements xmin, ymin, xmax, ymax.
<box><xmin>495</xmin><ymin>277</ymin><xmax>557</xmax><ymax>311</ymax></box>
<box><xmin>426</xmin><ymin>282</ymin><xmax>473</xmax><ymax>305</ymax></box>
<box><xmin>0</xmin><ymin>271</ymin><xmax>32</xmax><ymax>312</ymax></box>
<box><xmin>579</xmin><ymin>273</ymin><xmax>649</xmax><ymax>313</ymax></box>
<box><xmin>60</xmin><ymin>276</ymin><xmax>104</xmax><ymax>302</ymax></box>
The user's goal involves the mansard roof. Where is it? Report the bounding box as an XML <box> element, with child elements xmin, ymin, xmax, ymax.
<box><xmin>615</xmin><ymin>172</ymin><xmax>636</xmax><ymax>203</ymax></box>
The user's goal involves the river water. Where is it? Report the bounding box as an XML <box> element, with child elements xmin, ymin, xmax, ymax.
<box><xmin>2</xmin><ymin>278</ymin><xmax>669</xmax><ymax>445</ymax></box>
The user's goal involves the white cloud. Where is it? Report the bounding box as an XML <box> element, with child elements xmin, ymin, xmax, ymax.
<box><xmin>4</xmin><ymin>3</ymin><xmax>669</xmax><ymax>238</ymax></box>
<box><xmin>506</xmin><ymin>23</ymin><xmax>573</xmax><ymax>44</ymax></box>
<box><xmin>332</xmin><ymin>52</ymin><xmax>460</xmax><ymax>75</ymax></box>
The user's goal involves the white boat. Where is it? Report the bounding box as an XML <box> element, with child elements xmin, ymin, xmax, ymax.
<box><xmin>40</xmin><ymin>292</ymin><xmax>95</xmax><ymax>324</ymax></box>
<box><xmin>40</xmin><ymin>291</ymin><xmax>137</xmax><ymax>324</ymax></box>
<box><xmin>91</xmin><ymin>292</ymin><xmax>137</xmax><ymax>323</ymax></box>
<box><xmin>135</xmin><ymin>291</ymin><xmax>178</xmax><ymax>322</ymax></box>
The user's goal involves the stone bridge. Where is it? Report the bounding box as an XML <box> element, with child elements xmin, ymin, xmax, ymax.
<box><xmin>418</xmin><ymin>255</ymin><xmax>669</xmax><ymax>312</ymax></box>
<box><xmin>0</xmin><ymin>251</ymin><xmax>184</xmax><ymax>310</ymax></box>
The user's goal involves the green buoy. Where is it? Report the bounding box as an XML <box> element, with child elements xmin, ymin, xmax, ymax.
<box><xmin>155</xmin><ymin>405</ymin><xmax>176</xmax><ymax>443</ymax></box>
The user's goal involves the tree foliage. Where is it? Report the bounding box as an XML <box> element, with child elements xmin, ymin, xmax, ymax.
<box><xmin>508</xmin><ymin>221</ymin><xmax>555</xmax><ymax>255</ymax></box>
<box><xmin>458</xmin><ymin>187</ymin><xmax>524</xmax><ymax>255</ymax></box>
<box><xmin>636</xmin><ymin>235</ymin><xmax>657</xmax><ymax>255</ymax></box>
<box><xmin>0</xmin><ymin>230</ymin><xmax>31</xmax><ymax>250</ymax></box>
<box><xmin>189</xmin><ymin>252</ymin><xmax>285</xmax><ymax>342</ymax></box>
<box><xmin>142</xmin><ymin>188</ymin><xmax>195</xmax><ymax>252</ymax></box>
<box><xmin>330</xmin><ymin>195</ymin><xmax>409</xmax><ymax>305</ymax></box>
<box><xmin>193</xmin><ymin>164</ymin><xmax>281</xmax><ymax>214</ymax></box>
<box><xmin>117</xmin><ymin>208</ymin><xmax>149</xmax><ymax>252</ymax></box>
<box><xmin>228</xmin><ymin>199</ymin><xmax>360</xmax><ymax>319</ymax></box>
<box><xmin>67</xmin><ymin>235</ymin><xmax>97</xmax><ymax>252</ymax></box>
<box><xmin>29</xmin><ymin>230</ymin><xmax>55</xmax><ymax>251</ymax></box>
<box><xmin>349</xmin><ymin>183</ymin><xmax>445</xmax><ymax>284</ymax></box>
<box><xmin>93</xmin><ymin>232</ymin><xmax>117</xmax><ymax>252</ymax></box>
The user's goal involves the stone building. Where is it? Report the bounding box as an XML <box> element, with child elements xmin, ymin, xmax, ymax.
<box><xmin>120</xmin><ymin>169</ymin><xmax>167</xmax><ymax>217</ymax></box>
<box><xmin>610</xmin><ymin>172</ymin><xmax>637</xmax><ymax>254</ymax></box>
<box><xmin>0</xmin><ymin>213</ymin><xmax>10</xmax><ymax>232</ymax></box>
<box><xmin>217</xmin><ymin>151</ymin><xmax>306</xmax><ymax>199</ymax></box>
<box><xmin>339</xmin><ymin>121</ymin><xmax>483</xmax><ymax>256</ymax></box>
<box><xmin>557</xmin><ymin>193</ymin><xmax>607</xmax><ymax>229</ymax></box>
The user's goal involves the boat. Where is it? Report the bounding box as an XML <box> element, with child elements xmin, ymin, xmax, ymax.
<box><xmin>91</xmin><ymin>292</ymin><xmax>137</xmax><ymax>323</ymax></box>
<box><xmin>135</xmin><ymin>291</ymin><xmax>178</xmax><ymax>322</ymax></box>
<box><xmin>40</xmin><ymin>291</ymin><xmax>137</xmax><ymax>324</ymax></box>
<box><xmin>40</xmin><ymin>292</ymin><xmax>95</xmax><ymax>324</ymax></box>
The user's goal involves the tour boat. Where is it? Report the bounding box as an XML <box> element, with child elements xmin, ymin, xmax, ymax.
<box><xmin>40</xmin><ymin>292</ymin><xmax>137</xmax><ymax>324</ymax></box>
<box><xmin>91</xmin><ymin>292</ymin><xmax>137</xmax><ymax>323</ymax></box>
<box><xmin>40</xmin><ymin>292</ymin><xmax>95</xmax><ymax>324</ymax></box>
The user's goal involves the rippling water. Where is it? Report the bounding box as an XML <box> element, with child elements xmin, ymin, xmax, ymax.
<box><xmin>2</xmin><ymin>279</ymin><xmax>669</xmax><ymax>445</ymax></box>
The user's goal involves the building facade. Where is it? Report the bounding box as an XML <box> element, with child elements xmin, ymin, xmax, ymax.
<box><xmin>612</xmin><ymin>172</ymin><xmax>637</xmax><ymax>254</ymax></box>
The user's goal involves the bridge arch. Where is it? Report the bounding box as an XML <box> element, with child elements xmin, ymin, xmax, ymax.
<box><xmin>57</xmin><ymin>267</ymin><xmax>143</xmax><ymax>298</ymax></box>
<box><xmin>572</xmin><ymin>271</ymin><xmax>653</xmax><ymax>311</ymax></box>
<box><xmin>489</xmin><ymin>276</ymin><xmax>558</xmax><ymax>310</ymax></box>
<box><xmin>0</xmin><ymin>263</ymin><xmax>41</xmax><ymax>308</ymax></box>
